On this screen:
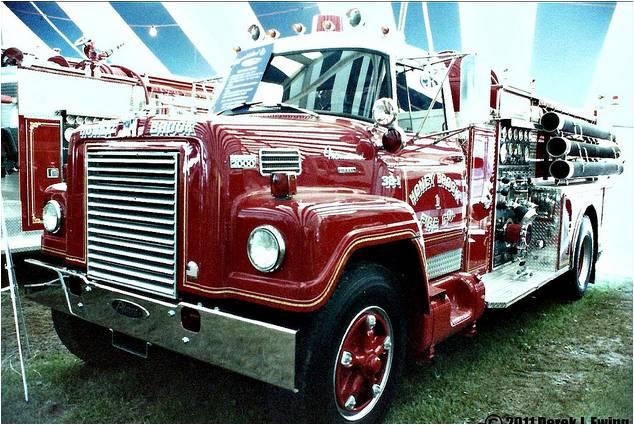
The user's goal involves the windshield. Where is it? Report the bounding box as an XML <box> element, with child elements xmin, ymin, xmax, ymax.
<box><xmin>217</xmin><ymin>48</ymin><xmax>391</xmax><ymax>121</ymax></box>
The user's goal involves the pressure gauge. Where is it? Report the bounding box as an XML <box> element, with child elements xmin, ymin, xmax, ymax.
<box><xmin>500</xmin><ymin>127</ymin><xmax>507</xmax><ymax>140</ymax></box>
<box><xmin>513</xmin><ymin>128</ymin><xmax>519</xmax><ymax>141</ymax></box>
<box><xmin>521</xmin><ymin>144</ymin><xmax>528</xmax><ymax>162</ymax></box>
<box><xmin>510</xmin><ymin>141</ymin><xmax>518</xmax><ymax>161</ymax></box>
<box><xmin>499</xmin><ymin>142</ymin><xmax>508</xmax><ymax>164</ymax></box>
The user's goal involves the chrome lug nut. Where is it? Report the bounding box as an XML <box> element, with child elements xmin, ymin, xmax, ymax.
<box><xmin>182</xmin><ymin>337</ymin><xmax>190</xmax><ymax>344</ymax></box>
<box><xmin>366</xmin><ymin>314</ymin><xmax>376</xmax><ymax>330</ymax></box>
<box><xmin>344</xmin><ymin>395</ymin><xmax>356</xmax><ymax>410</ymax></box>
<box><xmin>340</xmin><ymin>351</ymin><xmax>353</xmax><ymax>367</ymax></box>
<box><xmin>383</xmin><ymin>336</ymin><xmax>392</xmax><ymax>350</ymax></box>
<box><xmin>372</xmin><ymin>384</ymin><xmax>381</xmax><ymax>398</ymax></box>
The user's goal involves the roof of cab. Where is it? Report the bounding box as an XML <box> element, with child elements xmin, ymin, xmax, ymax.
<box><xmin>257</xmin><ymin>31</ymin><xmax>430</xmax><ymax>61</ymax></box>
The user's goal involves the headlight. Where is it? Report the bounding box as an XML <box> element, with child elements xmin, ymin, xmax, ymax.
<box><xmin>42</xmin><ymin>200</ymin><xmax>62</xmax><ymax>233</ymax></box>
<box><xmin>372</xmin><ymin>98</ymin><xmax>397</xmax><ymax>127</ymax></box>
<box><xmin>247</xmin><ymin>225</ymin><xmax>285</xmax><ymax>272</ymax></box>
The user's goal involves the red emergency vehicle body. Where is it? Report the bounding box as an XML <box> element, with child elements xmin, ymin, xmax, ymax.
<box><xmin>28</xmin><ymin>26</ymin><xmax>620</xmax><ymax>423</ymax></box>
<box><xmin>1</xmin><ymin>47</ymin><xmax>217</xmax><ymax>253</ymax></box>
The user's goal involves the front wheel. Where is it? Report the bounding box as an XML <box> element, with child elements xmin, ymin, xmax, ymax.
<box><xmin>292</xmin><ymin>263</ymin><xmax>407</xmax><ymax>423</ymax></box>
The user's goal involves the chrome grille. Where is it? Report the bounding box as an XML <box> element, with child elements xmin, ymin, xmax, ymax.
<box><xmin>259</xmin><ymin>148</ymin><xmax>301</xmax><ymax>175</ymax></box>
<box><xmin>86</xmin><ymin>151</ymin><xmax>178</xmax><ymax>297</ymax></box>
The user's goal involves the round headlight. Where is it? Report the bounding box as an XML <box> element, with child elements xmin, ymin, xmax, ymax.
<box><xmin>372</xmin><ymin>98</ymin><xmax>397</xmax><ymax>127</ymax></box>
<box><xmin>247</xmin><ymin>225</ymin><xmax>285</xmax><ymax>272</ymax></box>
<box><xmin>42</xmin><ymin>200</ymin><xmax>62</xmax><ymax>233</ymax></box>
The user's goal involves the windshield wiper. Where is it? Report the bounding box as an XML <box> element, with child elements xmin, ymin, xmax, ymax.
<box><xmin>218</xmin><ymin>102</ymin><xmax>319</xmax><ymax>118</ymax></box>
<box><xmin>269</xmin><ymin>103</ymin><xmax>319</xmax><ymax>118</ymax></box>
<box><xmin>217</xmin><ymin>101</ymin><xmax>319</xmax><ymax>118</ymax></box>
<box><xmin>216</xmin><ymin>101</ymin><xmax>263</xmax><ymax>115</ymax></box>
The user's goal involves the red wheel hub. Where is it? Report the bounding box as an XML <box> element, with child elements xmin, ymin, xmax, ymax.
<box><xmin>334</xmin><ymin>307</ymin><xmax>393</xmax><ymax>419</ymax></box>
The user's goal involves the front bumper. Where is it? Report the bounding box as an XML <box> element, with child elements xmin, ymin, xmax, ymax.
<box><xmin>24</xmin><ymin>259</ymin><xmax>297</xmax><ymax>391</ymax></box>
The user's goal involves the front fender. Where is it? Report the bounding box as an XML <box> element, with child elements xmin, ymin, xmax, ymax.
<box><xmin>220</xmin><ymin>189</ymin><xmax>422</xmax><ymax>311</ymax></box>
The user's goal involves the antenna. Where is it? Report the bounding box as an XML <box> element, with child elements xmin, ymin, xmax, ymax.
<box><xmin>421</xmin><ymin>2</ymin><xmax>434</xmax><ymax>53</ymax></box>
<box><xmin>397</xmin><ymin>2</ymin><xmax>409</xmax><ymax>33</ymax></box>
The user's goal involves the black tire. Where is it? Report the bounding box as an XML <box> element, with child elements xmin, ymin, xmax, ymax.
<box><xmin>278</xmin><ymin>263</ymin><xmax>407</xmax><ymax>423</ymax></box>
<box><xmin>566</xmin><ymin>216</ymin><xmax>594</xmax><ymax>299</ymax></box>
<box><xmin>52</xmin><ymin>309</ymin><xmax>139</xmax><ymax>367</ymax></box>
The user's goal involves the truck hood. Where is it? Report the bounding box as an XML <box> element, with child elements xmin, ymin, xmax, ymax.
<box><xmin>199</xmin><ymin>113</ymin><xmax>376</xmax><ymax>160</ymax></box>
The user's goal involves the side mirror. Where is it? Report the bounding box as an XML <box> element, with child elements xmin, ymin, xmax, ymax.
<box><xmin>372</xmin><ymin>98</ymin><xmax>397</xmax><ymax>127</ymax></box>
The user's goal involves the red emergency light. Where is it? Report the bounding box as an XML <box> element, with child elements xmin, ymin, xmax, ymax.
<box><xmin>313</xmin><ymin>15</ymin><xmax>343</xmax><ymax>32</ymax></box>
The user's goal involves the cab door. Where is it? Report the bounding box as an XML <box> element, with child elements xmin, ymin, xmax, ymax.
<box><xmin>388</xmin><ymin>63</ymin><xmax>467</xmax><ymax>280</ymax></box>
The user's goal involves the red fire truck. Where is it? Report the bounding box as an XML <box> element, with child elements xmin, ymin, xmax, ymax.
<box><xmin>24</xmin><ymin>13</ymin><xmax>623</xmax><ymax>423</ymax></box>
<box><xmin>1</xmin><ymin>46</ymin><xmax>218</xmax><ymax>254</ymax></box>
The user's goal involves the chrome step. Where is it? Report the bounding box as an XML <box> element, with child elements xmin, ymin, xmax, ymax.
<box><xmin>482</xmin><ymin>262</ymin><xmax>569</xmax><ymax>308</ymax></box>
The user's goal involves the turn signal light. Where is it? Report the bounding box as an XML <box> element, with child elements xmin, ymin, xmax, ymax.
<box><xmin>382</xmin><ymin>128</ymin><xmax>404</xmax><ymax>153</ymax></box>
<box><xmin>271</xmin><ymin>173</ymin><xmax>297</xmax><ymax>199</ymax></box>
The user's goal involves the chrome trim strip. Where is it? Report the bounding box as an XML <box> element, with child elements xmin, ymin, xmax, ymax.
<box><xmin>24</xmin><ymin>259</ymin><xmax>298</xmax><ymax>391</ymax></box>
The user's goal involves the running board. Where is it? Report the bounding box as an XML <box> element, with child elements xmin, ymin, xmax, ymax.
<box><xmin>482</xmin><ymin>264</ymin><xmax>569</xmax><ymax>308</ymax></box>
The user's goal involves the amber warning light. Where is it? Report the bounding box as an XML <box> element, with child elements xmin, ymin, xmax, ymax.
<box><xmin>271</xmin><ymin>173</ymin><xmax>297</xmax><ymax>199</ymax></box>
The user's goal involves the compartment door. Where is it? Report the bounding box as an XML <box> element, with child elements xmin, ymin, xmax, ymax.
<box><xmin>20</xmin><ymin>117</ymin><xmax>61</xmax><ymax>230</ymax></box>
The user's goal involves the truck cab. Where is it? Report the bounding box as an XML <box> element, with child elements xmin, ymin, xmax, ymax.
<box><xmin>25</xmin><ymin>14</ymin><xmax>621</xmax><ymax>423</ymax></box>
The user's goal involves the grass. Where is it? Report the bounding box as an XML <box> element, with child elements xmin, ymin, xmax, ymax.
<box><xmin>1</xmin><ymin>272</ymin><xmax>632</xmax><ymax>423</ymax></box>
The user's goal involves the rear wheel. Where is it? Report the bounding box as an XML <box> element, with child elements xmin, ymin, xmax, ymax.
<box><xmin>288</xmin><ymin>263</ymin><xmax>407</xmax><ymax>423</ymax></box>
<box><xmin>52</xmin><ymin>309</ymin><xmax>139</xmax><ymax>367</ymax></box>
<box><xmin>566</xmin><ymin>216</ymin><xmax>594</xmax><ymax>299</ymax></box>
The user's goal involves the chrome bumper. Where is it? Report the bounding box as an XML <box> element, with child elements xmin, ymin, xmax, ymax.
<box><xmin>24</xmin><ymin>259</ymin><xmax>297</xmax><ymax>391</ymax></box>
